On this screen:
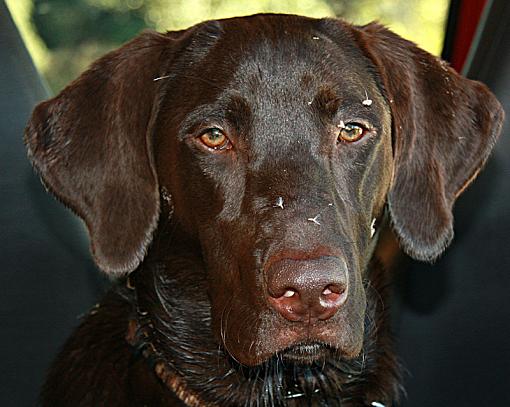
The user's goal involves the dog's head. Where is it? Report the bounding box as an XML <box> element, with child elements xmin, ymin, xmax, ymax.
<box><xmin>26</xmin><ymin>15</ymin><xmax>503</xmax><ymax>367</ymax></box>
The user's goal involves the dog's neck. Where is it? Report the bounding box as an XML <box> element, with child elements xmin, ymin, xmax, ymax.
<box><xmin>122</xmin><ymin>231</ymin><xmax>402</xmax><ymax>406</ymax></box>
<box><xmin>125</xmin><ymin>303</ymin><xmax>212</xmax><ymax>407</ymax></box>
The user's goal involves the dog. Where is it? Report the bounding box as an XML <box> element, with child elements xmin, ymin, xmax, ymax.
<box><xmin>25</xmin><ymin>14</ymin><xmax>503</xmax><ymax>407</ymax></box>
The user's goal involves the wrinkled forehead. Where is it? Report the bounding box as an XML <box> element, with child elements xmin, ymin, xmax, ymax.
<box><xmin>162</xmin><ymin>16</ymin><xmax>385</xmax><ymax>137</ymax></box>
<box><xmin>232</xmin><ymin>24</ymin><xmax>377</xmax><ymax>97</ymax></box>
<box><xmin>207</xmin><ymin>17</ymin><xmax>378</xmax><ymax>96</ymax></box>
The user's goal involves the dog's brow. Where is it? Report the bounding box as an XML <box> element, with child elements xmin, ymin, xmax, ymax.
<box><xmin>178</xmin><ymin>105</ymin><xmax>219</xmax><ymax>139</ymax></box>
<box><xmin>312</xmin><ymin>85</ymin><xmax>380</xmax><ymax>119</ymax></box>
<box><xmin>225</xmin><ymin>94</ymin><xmax>252</xmax><ymax>130</ymax></box>
<box><xmin>313</xmin><ymin>86</ymin><xmax>341</xmax><ymax>115</ymax></box>
<box><xmin>177</xmin><ymin>93</ymin><xmax>252</xmax><ymax>139</ymax></box>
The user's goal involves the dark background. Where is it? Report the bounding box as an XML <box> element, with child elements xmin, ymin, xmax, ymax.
<box><xmin>1</xmin><ymin>0</ymin><xmax>509</xmax><ymax>405</ymax></box>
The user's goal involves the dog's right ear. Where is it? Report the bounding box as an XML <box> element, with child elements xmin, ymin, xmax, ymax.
<box><xmin>25</xmin><ymin>31</ymin><xmax>184</xmax><ymax>276</ymax></box>
<box><xmin>348</xmin><ymin>22</ymin><xmax>503</xmax><ymax>263</ymax></box>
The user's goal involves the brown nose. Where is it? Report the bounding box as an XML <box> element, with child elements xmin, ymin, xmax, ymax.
<box><xmin>266</xmin><ymin>256</ymin><xmax>348</xmax><ymax>323</ymax></box>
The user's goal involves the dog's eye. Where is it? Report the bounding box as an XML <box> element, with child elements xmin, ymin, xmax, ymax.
<box><xmin>338</xmin><ymin>123</ymin><xmax>367</xmax><ymax>143</ymax></box>
<box><xmin>199</xmin><ymin>128</ymin><xmax>231</xmax><ymax>150</ymax></box>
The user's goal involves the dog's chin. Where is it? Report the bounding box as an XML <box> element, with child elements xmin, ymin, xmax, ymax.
<box><xmin>229</xmin><ymin>342</ymin><xmax>337</xmax><ymax>367</ymax></box>
<box><xmin>280</xmin><ymin>342</ymin><xmax>332</xmax><ymax>365</ymax></box>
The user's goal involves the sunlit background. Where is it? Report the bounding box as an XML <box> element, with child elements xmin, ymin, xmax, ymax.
<box><xmin>6</xmin><ymin>0</ymin><xmax>449</xmax><ymax>92</ymax></box>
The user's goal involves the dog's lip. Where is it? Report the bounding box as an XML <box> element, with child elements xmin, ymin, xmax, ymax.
<box><xmin>279</xmin><ymin>341</ymin><xmax>332</xmax><ymax>364</ymax></box>
<box><xmin>282</xmin><ymin>341</ymin><xmax>329</xmax><ymax>354</ymax></box>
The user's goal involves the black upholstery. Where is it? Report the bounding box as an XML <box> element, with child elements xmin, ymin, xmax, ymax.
<box><xmin>1</xmin><ymin>0</ymin><xmax>508</xmax><ymax>405</ymax></box>
<box><xmin>397</xmin><ymin>1</ymin><xmax>510</xmax><ymax>405</ymax></box>
<box><xmin>0</xmin><ymin>3</ymin><xmax>105</xmax><ymax>406</ymax></box>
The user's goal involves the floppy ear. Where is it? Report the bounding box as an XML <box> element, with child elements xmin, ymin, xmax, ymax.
<box><xmin>25</xmin><ymin>31</ymin><xmax>178</xmax><ymax>275</ymax></box>
<box><xmin>350</xmin><ymin>23</ymin><xmax>504</xmax><ymax>262</ymax></box>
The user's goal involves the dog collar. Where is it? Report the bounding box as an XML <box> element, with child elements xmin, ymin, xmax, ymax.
<box><xmin>125</xmin><ymin>316</ymin><xmax>218</xmax><ymax>407</ymax></box>
<box><xmin>125</xmin><ymin>279</ymin><xmax>218</xmax><ymax>407</ymax></box>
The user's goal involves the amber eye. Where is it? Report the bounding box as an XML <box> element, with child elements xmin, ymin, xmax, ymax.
<box><xmin>199</xmin><ymin>128</ymin><xmax>231</xmax><ymax>150</ymax></box>
<box><xmin>338</xmin><ymin>123</ymin><xmax>367</xmax><ymax>143</ymax></box>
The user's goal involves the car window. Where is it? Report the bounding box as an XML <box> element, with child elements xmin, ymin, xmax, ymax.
<box><xmin>6</xmin><ymin>0</ymin><xmax>449</xmax><ymax>93</ymax></box>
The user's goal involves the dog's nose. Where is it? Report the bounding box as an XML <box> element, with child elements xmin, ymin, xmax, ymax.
<box><xmin>266</xmin><ymin>256</ymin><xmax>348</xmax><ymax>323</ymax></box>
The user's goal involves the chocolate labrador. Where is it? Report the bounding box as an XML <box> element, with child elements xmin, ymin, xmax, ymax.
<box><xmin>25</xmin><ymin>14</ymin><xmax>503</xmax><ymax>407</ymax></box>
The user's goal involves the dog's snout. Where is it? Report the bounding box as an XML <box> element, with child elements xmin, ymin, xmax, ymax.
<box><xmin>266</xmin><ymin>256</ymin><xmax>348</xmax><ymax>323</ymax></box>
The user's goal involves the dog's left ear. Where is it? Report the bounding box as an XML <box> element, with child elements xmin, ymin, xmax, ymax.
<box><xmin>349</xmin><ymin>22</ymin><xmax>504</xmax><ymax>262</ymax></box>
<box><xmin>25</xmin><ymin>31</ymin><xmax>181</xmax><ymax>276</ymax></box>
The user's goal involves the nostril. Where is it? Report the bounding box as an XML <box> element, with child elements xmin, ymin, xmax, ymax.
<box><xmin>268</xmin><ymin>288</ymin><xmax>304</xmax><ymax>322</ymax></box>
<box><xmin>268</xmin><ymin>285</ymin><xmax>298</xmax><ymax>299</ymax></box>
<box><xmin>283</xmin><ymin>289</ymin><xmax>296</xmax><ymax>298</ymax></box>
<box><xmin>320</xmin><ymin>283</ymin><xmax>347</xmax><ymax>308</ymax></box>
<box><xmin>323</xmin><ymin>283</ymin><xmax>345</xmax><ymax>297</ymax></box>
<box><xmin>322</xmin><ymin>287</ymin><xmax>333</xmax><ymax>296</ymax></box>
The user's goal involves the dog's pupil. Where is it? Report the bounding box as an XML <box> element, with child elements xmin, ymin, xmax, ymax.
<box><xmin>341</xmin><ymin>124</ymin><xmax>362</xmax><ymax>140</ymax></box>
<box><xmin>209</xmin><ymin>129</ymin><xmax>222</xmax><ymax>140</ymax></box>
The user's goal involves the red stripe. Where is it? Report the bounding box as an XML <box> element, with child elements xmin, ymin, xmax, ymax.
<box><xmin>451</xmin><ymin>0</ymin><xmax>488</xmax><ymax>71</ymax></box>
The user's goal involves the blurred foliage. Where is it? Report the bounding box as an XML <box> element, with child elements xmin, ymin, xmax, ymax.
<box><xmin>6</xmin><ymin>0</ymin><xmax>449</xmax><ymax>93</ymax></box>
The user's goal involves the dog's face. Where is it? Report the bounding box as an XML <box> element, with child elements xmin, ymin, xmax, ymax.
<box><xmin>155</xmin><ymin>18</ymin><xmax>392</xmax><ymax>365</ymax></box>
<box><xmin>26</xmin><ymin>14</ymin><xmax>503</xmax><ymax>369</ymax></box>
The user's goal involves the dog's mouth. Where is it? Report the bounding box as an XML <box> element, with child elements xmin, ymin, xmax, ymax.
<box><xmin>223</xmin><ymin>341</ymin><xmax>364</xmax><ymax>405</ymax></box>
<box><xmin>280</xmin><ymin>341</ymin><xmax>332</xmax><ymax>364</ymax></box>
